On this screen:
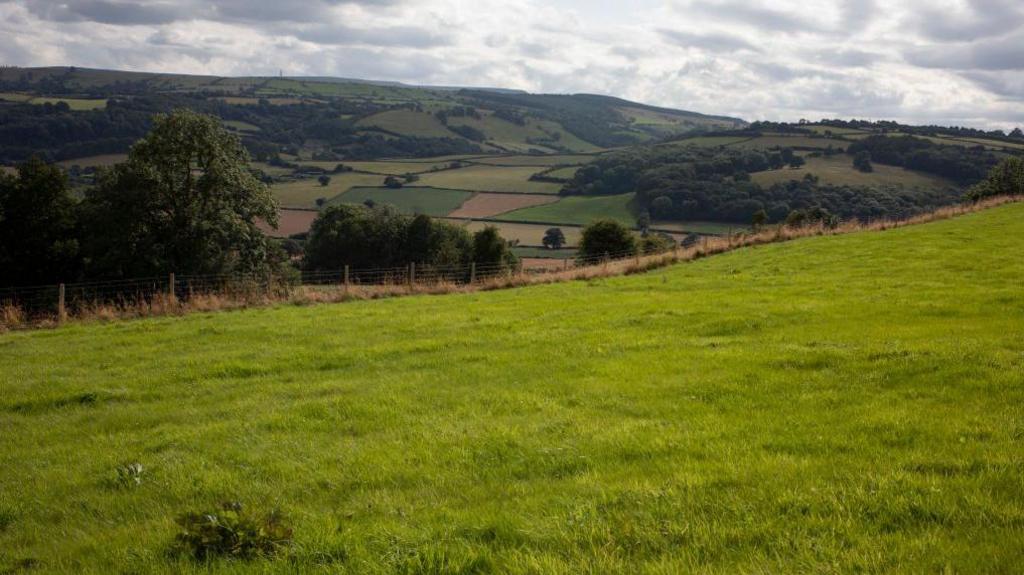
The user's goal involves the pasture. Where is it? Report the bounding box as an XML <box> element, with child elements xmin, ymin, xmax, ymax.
<box><xmin>417</xmin><ymin>165</ymin><xmax>563</xmax><ymax>194</ymax></box>
<box><xmin>456</xmin><ymin>220</ymin><xmax>584</xmax><ymax>247</ymax></box>
<box><xmin>499</xmin><ymin>193</ymin><xmax>636</xmax><ymax>226</ymax></box>
<box><xmin>270</xmin><ymin>174</ymin><xmax>385</xmax><ymax>208</ymax></box>
<box><xmin>258</xmin><ymin>208</ymin><xmax>318</xmax><ymax>238</ymax></box>
<box><xmin>1</xmin><ymin>204</ymin><xmax>1022</xmax><ymax>573</ymax></box>
<box><xmin>448</xmin><ymin>193</ymin><xmax>558</xmax><ymax>218</ymax></box>
<box><xmin>355</xmin><ymin>110</ymin><xmax>460</xmax><ymax>139</ymax></box>
<box><xmin>28</xmin><ymin>96</ymin><xmax>108</xmax><ymax>110</ymax></box>
<box><xmin>471</xmin><ymin>155</ymin><xmax>596</xmax><ymax>167</ymax></box>
<box><xmin>55</xmin><ymin>154</ymin><xmax>128</xmax><ymax>168</ymax></box>
<box><xmin>750</xmin><ymin>155</ymin><xmax>957</xmax><ymax>189</ymax></box>
<box><xmin>329</xmin><ymin>187</ymin><xmax>473</xmax><ymax>217</ymax></box>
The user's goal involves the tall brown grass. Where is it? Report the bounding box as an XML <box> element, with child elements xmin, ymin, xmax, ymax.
<box><xmin>1</xmin><ymin>196</ymin><xmax>1018</xmax><ymax>332</ymax></box>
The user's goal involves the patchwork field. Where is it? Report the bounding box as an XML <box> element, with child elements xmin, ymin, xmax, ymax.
<box><xmin>731</xmin><ymin>135</ymin><xmax>846</xmax><ymax>150</ymax></box>
<box><xmin>55</xmin><ymin>154</ymin><xmax>127</xmax><ymax>168</ymax></box>
<box><xmin>448</xmin><ymin>193</ymin><xmax>558</xmax><ymax>218</ymax></box>
<box><xmin>330</xmin><ymin>187</ymin><xmax>473</xmax><ymax>217</ymax></box>
<box><xmin>471</xmin><ymin>154</ymin><xmax>596</xmax><ymax>167</ymax></box>
<box><xmin>750</xmin><ymin>155</ymin><xmax>957</xmax><ymax>188</ymax></box>
<box><xmin>258</xmin><ymin>208</ymin><xmax>319</xmax><ymax>238</ymax></box>
<box><xmin>417</xmin><ymin>165</ymin><xmax>563</xmax><ymax>194</ymax></box>
<box><xmin>355</xmin><ymin>110</ymin><xmax>459</xmax><ymax>139</ymax></box>
<box><xmin>270</xmin><ymin>174</ymin><xmax>385</xmax><ymax>208</ymax></box>
<box><xmin>499</xmin><ymin>193</ymin><xmax>636</xmax><ymax>226</ymax></box>
<box><xmin>457</xmin><ymin>220</ymin><xmax>584</xmax><ymax>247</ymax></box>
<box><xmin>2</xmin><ymin>204</ymin><xmax>1022</xmax><ymax>573</ymax></box>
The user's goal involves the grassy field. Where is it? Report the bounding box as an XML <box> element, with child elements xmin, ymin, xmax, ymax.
<box><xmin>54</xmin><ymin>154</ymin><xmax>128</xmax><ymax>168</ymax></box>
<box><xmin>651</xmin><ymin>220</ymin><xmax>745</xmax><ymax>235</ymax></box>
<box><xmin>471</xmin><ymin>155</ymin><xmax>596</xmax><ymax>167</ymax></box>
<box><xmin>750</xmin><ymin>155</ymin><xmax>957</xmax><ymax>188</ymax></box>
<box><xmin>29</xmin><ymin>96</ymin><xmax>108</xmax><ymax>110</ymax></box>
<box><xmin>330</xmin><ymin>187</ymin><xmax>473</xmax><ymax>217</ymax></box>
<box><xmin>499</xmin><ymin>193</ymin><xmax>636</xmax><ymax>226</ymax></box>
<box><xmin>417</xmin><ymin>165</ymin><xmax>563</xmax><ymax>194</ymax></box>
<box><xmin>454</xmin><ymin>220</ymin><xmax>584</xmax><ymax>247</ymax></box>
<box><xmin>448</xmin><ymin>193</ymin><xmax>558</xmax><ymax>218</ymax></box>
<box><xmin>731</xmin><ymin>135</ymin><xmax>845</xmax><ymax>150</ymax></box>
<box><xmin>222</xmin><ymin>120</ymin><xmax>260</xmax><ymax>133</ymax></box>
<box><xmin>2</xmin><ymin>204</ymin><xmax>1022</xmax><ymax>573</ymax></box>
<box><xmin>270</xmin><ymin>174</ymin><xmax>385</xmax><ymax>208</ymax></box>
<box><xmin>355</xmin><ymin>110</ymin><xmax>460</xmax><ymax>139</ymax></box>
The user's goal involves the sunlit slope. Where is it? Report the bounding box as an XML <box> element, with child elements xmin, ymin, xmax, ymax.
<box><xmin>1</xmin><ymin>204</ymin><xmax>1023</xmax><ymax>573</ymax></box>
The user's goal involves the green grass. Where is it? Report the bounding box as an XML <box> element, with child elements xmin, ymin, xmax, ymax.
<box><xmin>471</xmin><ymin>155</ymin><xmax>596</xmax><ymax>167</ymax></box>
<box><xmin>270</xmin><ymin>173</ymin><xmax>385</xmax><ymax>208</ymax></box>
<box><xmin>28</xmin><ymin>96</ymin><xmax>107</xmax><ymax>110</ymax></box>
<box><xmin>417</xmin><ymin>165</ymin><xmax>563</xmax><ymax>194</ymax></box>
<box><xmin>750</xmin><ymin>155</ymin><xmax>957</xmax><ymax>188</ymax></box>
<box><xmin>329</xmin><ymin>186</ymin><xmax>473</xmax><ymax>217</ymax></box>
<box><xmin>355</xmin><ymin>110</ymin><xmax>460</xmax><ymax>139</ymax></box>
<box><xmin>499</xmin><ymin>193</ymin><xmax>636</xmax><ymax>226</ymax></box>
<box><xmin>2</xmin><ymin>204</ymin><xmax>1024</xmax><ymax>573</ymax></box>
<box><xmin>222</xmin><ymin>120</ymin><xmax>260</xmax><ymax>133</ymax></box>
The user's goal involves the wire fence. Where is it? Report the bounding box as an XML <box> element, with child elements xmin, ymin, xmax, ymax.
<box><xmin>0</xmin><ymin>247</ymin><xmax>665</xmax><ymax>320</ymax></box>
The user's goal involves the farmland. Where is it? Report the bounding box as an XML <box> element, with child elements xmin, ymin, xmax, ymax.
<box><xmin>1</xmin><ymin>203</ymin><xmax>1022</xmax><ymax>572</ymax></box>
<box><xmin>499</xmin><ymin>192</ymin><xmax>637</xmax><ymax>226</ymax></box>
<box><xmin>270</xmin><ymin>173</ymin><xmax>385</xmax><ymax>208</ymax></box>
<box><xmin>750</xmin><ymin>155</ymin><xmax>957</xmax><ymax>188</ymax></box>
<box><xmin>417</xmin><ymin>165</ymin><xmax>563</xmax><ymax>194</ymax></box>
<box><xmin>448</xmin><ymin>193</ymin><xmax>559</xmax><ymax>218</ymax></box>
<box><xmin>328</xmin><ymin>187</ymin><xmax>473</xmax><ymax>217</ymax></box>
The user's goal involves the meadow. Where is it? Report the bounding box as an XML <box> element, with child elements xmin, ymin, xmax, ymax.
<box><xmin>750</xmin><ymin>155</ymin><xmax>956</xmax><ymax>188</ymax></box>
<box><xmin>417</xmin><ymin>165</ymin><xmax>563</xmax><ymax>194</ymax></box>
<box><xmin>270</xmin><ymin>174</ymin><xmax>385</xmax><ymax>208</ymax></box>
<box><xmin>328</xmin><ymin>187</ymin><xmax>473</xmax><ymax>217</ymax></box>
<box><xmin>1</xmin><ymin>203</ymin><xmax>1021</xmax><ymax>573</ymax></box>
<box><xmin>499</xmin><ymin>192</ymin><xmax>637</xmax><ymax>226</ymax></box>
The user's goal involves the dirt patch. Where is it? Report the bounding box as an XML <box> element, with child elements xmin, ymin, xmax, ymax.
<box><xmin>260</xmin><ymin>209</ymin><xmax>318</xmax><ymax>238</ymax></box>
<box><xmin>449</xmin><ymin>193</ymin><xmax>559</xmax><ymax>218</ymax></box>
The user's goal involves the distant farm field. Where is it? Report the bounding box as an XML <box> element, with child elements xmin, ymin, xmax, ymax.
<box><xmin>417</xmin><ymin>165</ymin><xmax>563</xmax><ymax>194</ymax></box>
<box><xmin>750</xmin><ymin>155</ymin><xmax>957</xmax><ymax>188</ymax></box>
<box><xmin>55</xmin><ymin>154</ymin><xmax>127</xmax><ymax>168</ymax></box>
<box><xmin>448</xmin><ymin>193</ymin><xmax>558</xmax><ymax>218</ymax></box>
<box><xmin>732</xmin><ymin>135</ymin><xmax>846</xmax><ymax>150</ymax></box>
<box><xmin>455</xmin><ymin>220</ymin><xmax>584</xmax><ymax>247</ymax></box>
<box><xmin>271</xmin><ymin>174</ymin><xmax>385</xmax><ymax>208</ymax></box>
<box><xmin>356</xmin><ymin>110</ymin><xmax>459</xmax><ymax>139</ymax></box>
<box><xmin>330</xmin><ymin>186</ymin><xmax>473</xmax><ymax>217</ymax></box>
<box><xmin>258</xmin><ymin>208</ymin><xmax>318</xmax><ymax>238</ymax></box>
<box><xmin>499</xmin><ymin>193</ymin><xmax>636</xmax><ymax>226</ymax></box>
<box><xmin>471</xmin><ymin>154</ymin><xmax>596</xmax><ymax>167</ymax></box>
<box><xmin>29</xmin><ymin>96</ymin><xmax>108</xmax><ymax>110</ymax></box>
<box><xmin>2</xmin><ymin>204</ymin><xmax>1022</xmax><ymax>573</ymax></box>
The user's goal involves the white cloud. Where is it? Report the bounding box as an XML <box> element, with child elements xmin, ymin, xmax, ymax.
<box><xmin>0</xmin><ymin>0</ymin><xmax>1021</xmax><ymax>129</ymax></box>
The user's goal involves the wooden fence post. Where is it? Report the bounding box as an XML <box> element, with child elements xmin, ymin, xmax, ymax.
<box><xmin>563</xmin><ymin>258</ymin><xmax>569</xmax><ymax>271</ymax></box>
<box><xmin>168</xmin><ymin>272</ymin><xmax>176</xmax><ymax>305</ymax></box>
<box><xmin>603</xmin><ymin>252</ymin><xmax>609</xmax><ymax>272</ymax></box>
<box><xmin>409</xmin><ymin>262</ymin><xmax>415</xmax><ymax>289</ymax></box>
<box><xmin>57</xmin><ymin>283</ymin><xmax>66</xmax><ymax>323</ymax></box>
<box><xmin>343</xmin><ymin>265</ymin><xmax>349</xmax><ymax>295</ymax></box>
<box><xmin>470</xmin><ymin>262</ymin><xmax>476</xmax><ymax>285</ymax></box>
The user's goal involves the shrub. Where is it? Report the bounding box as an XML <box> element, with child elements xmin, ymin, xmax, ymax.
<box><xmin>174</xmin><ymin>502</ymin><xmax>293</xmax><ymax>560</ymax></box>
<box><xmin>577</xmin><ymin>219</ymin><xmax>637</xmax><ymax>262</ymax></box>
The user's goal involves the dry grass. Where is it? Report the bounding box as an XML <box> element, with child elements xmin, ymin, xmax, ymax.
<box><xmin>2</xmin><ymin>196</ymin><xmax>1017</xmax><ymax>331</ymax></box>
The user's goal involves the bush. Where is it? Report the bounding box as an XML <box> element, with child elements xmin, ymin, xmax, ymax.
<box><xmin>174</xmin><ymin>502</ymin><xmax>292</xmax><ymax>560</ymax></box>
<box><xmin>578</xmin><ymin>219</ymin><xmax>636</xmax><ymax>262</ymax></box>
<box><xmin>966</xmin><ymin>157</ymin><xmax>1024</xmax><ymax>201</ymax></box>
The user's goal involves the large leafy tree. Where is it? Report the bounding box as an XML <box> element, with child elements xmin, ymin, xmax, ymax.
<box><xmin>577</xmin><ymin>219</ymin><xmax>637</xmax><ymax>262</ymax></box>
<box><xmin>967</xmin><ymin>157</ymin><xmax>1024</xmax><ymax>201</ymax></box>
<box><xmin>80</xmin><ymin>110</ymin><xmax>279</xmax><ymax>278</ymax></box>
<box><xmin>0</xmin><ymin>156</ymin><xmax>81</xmax><ymax>286</ymax></box>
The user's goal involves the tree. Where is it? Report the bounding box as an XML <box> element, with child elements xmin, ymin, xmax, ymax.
<box><xmin>966</xmin><ymin>157</ymin><xmax>1024</xmax><ymax>201</ymax></box>
<box><xmin>637</xmin><ymin>211</ymin><xmax>651</xmax><ymax>235</ymax></box>
<box><xmin>577</xmin><ymin>219</ymin><xmax>636</xmax><ymax>262</ymax></box>
<box><xmin>751</xmin><ymin>209</ymin><xmax>768</xmax><ymax>230</ymax></box>
<box><xmin>79</xmin><ymin>110</ymin><xmax>281</xmax><ymax>278</ymax></box>
<box><xmin>542</xmin><ymin>227</ymin><xmax>566</xmax><ymax>250</ymax></box>
<box><xmin>472</xmin><ymin>226</ymin><xmax>517</xmax><ymax>271</ymax></box>
<box><xmin>853</xmin><ymin>150</ymin><xmax>873</xmax><ymax>173</ymax></box>
<box><xmin>780</xmin><ymin>148</ymin><xmax>795</xmax><ymax>164</ymax></box>
<box><xmin>1009</xmin><ymin>128</ymin><xmax>1023</xmax><ymax>139</ymax></box>
<box><xmin>318</xmin><ymin>175</ymin><xmax>331</xmax><ymax>187</ymax></box>
<box><xmin>788</xmin><ymin>156</ymin><xmax>806</xmax><ymax>169</ymax></box>
<box><xmin>304</xmin><ymin>204</ymin><xmax>409</xmax><ymax>270</ymax></box>
<box><xmin>650</xmin><ymin>195</ymin><xmax>673</xmax><ymax>218</ymax></box>
<box><xmin>0</xmin><ymin>156</ymin><xmax>81</xmax><ymax>286</ymax></box>
<box><xmin>384</xmin><ymin>176</ymin><xmax>403</xmax><ymax>189</ymax></box>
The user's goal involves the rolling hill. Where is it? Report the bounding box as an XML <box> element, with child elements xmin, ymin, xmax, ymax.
<box><xmin>1</xmin><ymin>202</ymin><xmax>1022</xmax><ymax>573</ymax></box>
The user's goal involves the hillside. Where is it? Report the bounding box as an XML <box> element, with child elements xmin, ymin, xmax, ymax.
<box><xmin>0</xmin><ymin>66</ymin><xmax>744</xmax><ymax>163</ymax></box>
<box><xmin>2</xmin><ymin>203</ymin><xmax>1022</xmax><ymax>573</ymax></box>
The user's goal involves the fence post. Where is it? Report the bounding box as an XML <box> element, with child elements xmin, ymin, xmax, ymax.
<box><xmin>470</xmin><ymin>262</ymin><xmax>476</xmax><ymax>285</ymax></box>
<box><xmin>168</xmin><ymin>272</ymin><xmax>176</xmax><ymax>305</ymax></box>
<box><xmin>634</xmin><ymin>250</ymin><xmax>640</xmax><ymax>266</ymax></box>
<box><xmin>57</xmin><ymin>283</ymin><xmax>66</xmax><ymax>323</ymax></box>
<box><xmin>409</xmin><ymin>262</ymin><xmax>415</xmax><ymax>289</ymax></box>
<box><xmin>672</xmin><ymin>243</ymin><xmax>678</xmax><ymax>258</ymax></box>
<box><xmin>603</xmin><ymin>252</ymin><xmax>609</xmax><ymax>272</ymax></box>
<box><xmin>343</xmin><ymin>265</ymin><xmax>349</xmax><ymax>295</ymax></box>
<box><xmin>563</xmin><ymin>258</ymin><xmax>569</xmax><ymax>271</ymax></box>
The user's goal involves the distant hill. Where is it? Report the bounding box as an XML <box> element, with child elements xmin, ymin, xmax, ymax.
<box><xmin>0</xmin><ymin>66</ymin><xmax>745</xmax><ymax>164</ymax></box>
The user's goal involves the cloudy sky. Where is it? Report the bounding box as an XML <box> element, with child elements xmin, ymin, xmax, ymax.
<box><xmin>1</xmin><ymin>0</ymin><xmax>1022</xmax><ymax>130</ymax></box>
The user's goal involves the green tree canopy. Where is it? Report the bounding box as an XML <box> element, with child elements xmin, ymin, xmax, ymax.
<box><xmin>967</xmin><ymin>157</ymin><xmax>1024</xmax><ymax>201</ymax></box>
<box><xmin>0</xmin><ymin>156</ymin><xmax>81</xmax><ymax>286</ymax></box>
<box><xmin>80</xmin><ymin>109</ymin><xmax>280</xmax><ymax>278</ymax></box>
<box><xmin>472</xmin><ymin>226</ymin><xmax>518</xmax><ymax>272</ymax></box>
<box><xmin>542</xmin><ymin>227</ymin><xmax>566</xmax><ymax>250</ymax></box>
<box><xmin>577</xmin><ymin>219</ymin><xmax>637</xmax><ymax>262</ymax></box>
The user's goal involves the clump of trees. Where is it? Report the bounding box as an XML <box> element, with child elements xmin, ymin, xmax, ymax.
<box><xmin>966</xmin><ymin>157</ymin><xmax>1024</xmax><ymax>201</ymax></box>
<box><xmin>0</xmin><ymin>110</ymin><xmax>291</xmax><ymax>286</ymax></box>
<box><xmin>577</xmin><ymin>219</ymin><xmax>637</xmax><ymax>261</ymax></box>
<box><xmin>846</xmin><ymin>135</ymin><xmax>1000</xmax><ymax>184</ymax></box>
<box><xmin>303</xmin><ymin>205</ymin><xmax>517</xmax><ymax>272</ymax></box>
<box><xmin>852</xmin><ymin>151</ymin><xmax>873</xmax><ymax>173</ymax></box>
